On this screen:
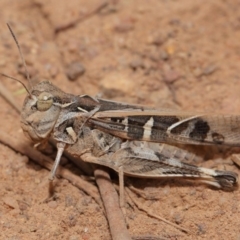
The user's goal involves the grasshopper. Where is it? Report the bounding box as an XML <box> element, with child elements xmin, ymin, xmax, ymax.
<box><xmin>4</xmin><ymin>24</ymin><xmax>239</xmax><ymax>195</ymax></box>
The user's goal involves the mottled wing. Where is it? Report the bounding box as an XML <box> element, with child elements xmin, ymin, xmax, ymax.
<box><xmin>167</xmin><ymin>115</ymin><xmax>240</xmax><ymax>146</ymax></box>
<box><xmin>90</xmin><ymin>99</ymin><xmax>240</xmax><ymax>146</ymax></box>
<box><xmin>89</xmin><ymin>113</ymin><xmax>185</xmax><ymax>142</ymax></box>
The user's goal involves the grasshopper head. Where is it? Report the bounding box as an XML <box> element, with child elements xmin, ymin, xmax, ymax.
<box><xmin>20</xmin><ymin>81</ymin><xmax>62</xmax><ymax>142</ymax></box>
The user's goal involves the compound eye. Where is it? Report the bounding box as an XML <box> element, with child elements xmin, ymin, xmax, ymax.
<box><xmin>37</xmin><ymin>92</ymin><xmax>53</xmax><ymax>111</ymax></box>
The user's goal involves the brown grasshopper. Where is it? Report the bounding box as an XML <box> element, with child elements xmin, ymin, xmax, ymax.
<box><xmin>4</xmin><ymin>24</ymin><xmax>239</xmax><ymax>194</ymax></box>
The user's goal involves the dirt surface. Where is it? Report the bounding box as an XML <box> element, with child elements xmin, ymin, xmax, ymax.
<box><xmin>0</xmin><ymin>0</ymin><xmax>240</xmax><ymax>239</ymax></box>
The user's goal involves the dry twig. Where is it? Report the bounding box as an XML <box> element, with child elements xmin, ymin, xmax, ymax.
<box><xmin>94</xmin><ymin>167</ymin><xmax>131</xmax><ymax>240</ymax></box>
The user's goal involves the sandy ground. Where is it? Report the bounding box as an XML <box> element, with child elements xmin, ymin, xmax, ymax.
<box><xmin>0</xmin><ymin>0</ymin><xmax>240</xmax><ymax>239</ymax></box>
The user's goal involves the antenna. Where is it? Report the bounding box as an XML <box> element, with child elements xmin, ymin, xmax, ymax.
<box><xmin>0</xmin><ymin>73</ymin><xmax>32</xmax><ymax>96</ymax></box>
<box><xmin>6</xmin><ymin>23</ymin><xmax>33</xmax><ymax>93</ymax></box>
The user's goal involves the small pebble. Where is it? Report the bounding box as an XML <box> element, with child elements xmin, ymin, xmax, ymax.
<box><xmin>68</xmin><ymin>41</ymin><xmax>81</xmax><ymax>53</ymax></box>
<box><xmin>193</xmin><ymin>65</ymin><xmax>217</xmax><ymax>78</ymax></box>
<box><xmin>203</xmin><ymin>64</ymin><xmax>217</xmax><ymax>75</ymax></box>
<box><xmin>129</xmin><ymin>58</ymin><xmax>144</xmax><ymax>70</ymax></box>
<box><xmin>193</xmin><ymin>67</ymin><xmax>203</xmax><ymax>77</ymax></box>
<box><xmin>29</xmin><ymin>227</ymin><xmax>38</xmax><ymax>232</ymax></box>
<box><xmin>66</xmin><ymin>62</ymin><xmax>85</xmax><ymax>81</ymax></box>
<box><xmin>48</xmin><ymin>201</ymin><xmax>58</xmax><ymax>209</ymax></box>
<box><xmin>163</xmin><ymin>69</ymin><xmax>181</xmax><ymax>83</ymax></box>
<box><xmin>114</xmin><ymin>19</ymin><xmax>134</xmax><ymax>32</ymax></box>
<box><xmin>147</xmin><ymin>34</ymin><xmax>166</xmax><ymax>46</ymax></box>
